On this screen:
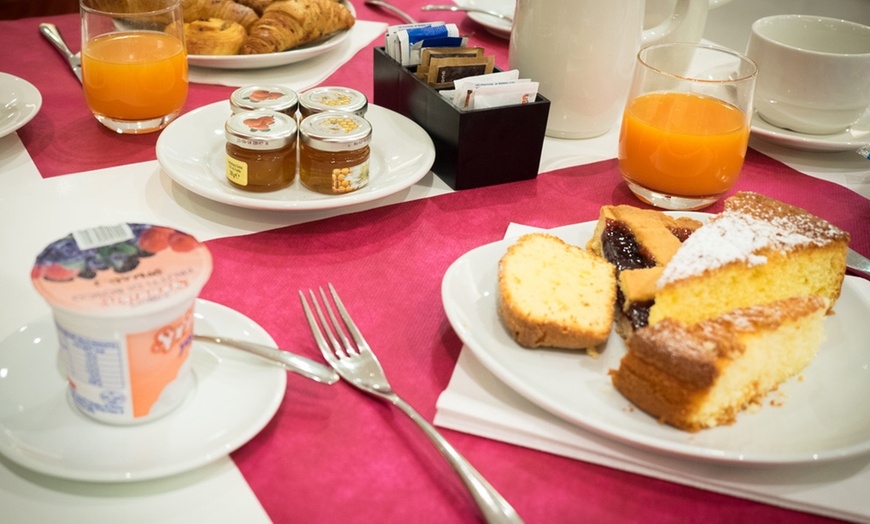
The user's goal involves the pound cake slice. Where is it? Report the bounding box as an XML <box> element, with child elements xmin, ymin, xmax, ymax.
<box><xmin>585</xmin><ymin>205</ymin><xmax>703</xmax><ymax>338</ymax></box>
<box><xmin>649</xmin><ymin>192</ymin><xmax>849</xmax><ymax>327</ymax></box>
<box><xmin>498</xmin><ymin>233</ymin><xmax>616</xmax><ymax>350</ymax></box>
<box><xmin>611</xmin><ymin>295</ymin><xmax>829</xmax><ymax>432</ymax></box>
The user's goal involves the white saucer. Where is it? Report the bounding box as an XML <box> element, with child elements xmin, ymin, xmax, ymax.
<box><xmin>187</xmin><ymin>0</ymin><xmax>355</xmax><ymax>70</ymax></box>
<box><xmin>750</xmin><ymin>109</ymin><xmax>870</xmax><ymax>153</ymax></box>
<box><xmin>156</xmin><ymin>101</ymin><xmax>435</xmax><ymax>211</ymax></box>
<box><xmin>455</xmin><ymin>0</ymin><xmax>513</xmax><ymax>39</ymax></box>
<box><xmin>0</xmin><ymin>299</ymin><xmax>287</xmax><ymax>482</ymax></box>
<box><xmin>0</xmin><ymin>72</ymin><xmax>42</xmax><ymax>138</ymax></box>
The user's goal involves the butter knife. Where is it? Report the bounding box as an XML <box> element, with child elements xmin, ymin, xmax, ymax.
<box><xmin>194</xmin><ymin>334</ymin><xmax>339</xmax><ymax>385</ymax></box>
<box><xmin>847</xmin><ymin>248</ymin><xmax>870</xmax><ymax>279</ymax></box>
<box><xmin>39</xmin><ymin>22</ymin><xmax>82</xmax><ymax>84</ymax></box>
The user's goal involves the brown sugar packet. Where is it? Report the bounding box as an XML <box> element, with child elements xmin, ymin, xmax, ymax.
<box><xmin>426</xmin><ymin>55</ymin><xmax>495</xmax><ymax>89</ymax></box>
<box><xmin>416</xmin><ymin>47</ymin><xmax>485</xmax><ymax>79</ymax></box>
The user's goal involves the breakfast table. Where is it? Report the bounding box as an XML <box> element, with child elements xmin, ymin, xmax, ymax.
<box><xmin>2</xmin><ymin>1</ymin><xmax>870</xmax><ymax>523</ymax></box>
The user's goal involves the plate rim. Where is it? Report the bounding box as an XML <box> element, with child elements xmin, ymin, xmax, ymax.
<box><xmin>440</xmin><ymin>217</ymin><xmax>870</xmax><ymax>465</ymax></box>
<box><xmin>0</xmin><ymin>299</ymin><xmax>287</xmax><ymax>482</ymax></box>
<box><xmin>750</xmin><ymin>108</ymin><xmax>870</xmax><ymax>152</ymax></box>
<box><xmin>155</xmin><ymin>101</ymin><xmax>435</xmax><ymax>211</ymax></box>
<box><xmin>0</xmin><ymin>72</ymin><xmax>43</xmax><ymax>138</ymax></box>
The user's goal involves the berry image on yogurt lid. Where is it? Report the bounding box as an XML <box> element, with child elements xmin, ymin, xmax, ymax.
<box><xmin>31</xmin><ymin>223</ymin><xmax>212</xmax><ymax>317</ymax></box>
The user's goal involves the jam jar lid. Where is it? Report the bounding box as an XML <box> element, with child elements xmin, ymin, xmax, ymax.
<box><xmin>298</xmin><ymin>86</ymin><xmax>368</xmax><ymax>117</ymax></box>
<box><xmin>230</xmin><ymin>85</ymin><xmax>298</xmax><ymax>114</ymax></box>
<box><xmin>299</xmin><ymin>111</ymin><xmax>373</xmax><ymax>152</ymax></box>
<box><xmin>225</xmin><ymin>110</ymin><xmax>298</xmax><ymax>150</ymax></box>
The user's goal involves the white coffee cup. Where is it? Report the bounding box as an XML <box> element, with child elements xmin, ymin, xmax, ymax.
<box><xmin>508</xmin><ymin>0</ymin><xmax>699</xmax><ymax>139</ymax></box>
<box><xmin>746</xmin><ymin>15</ymin><xmax>870</xmax><ymax>135</ymax></box>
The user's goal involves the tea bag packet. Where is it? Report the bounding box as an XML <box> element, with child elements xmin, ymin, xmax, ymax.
<box><xmin>416</xmin><ymin>46</ymin><xmax>484</xmax><ymax>81</ymax></box>
<box><xmin>385</xmin><ymin>22</ymin><xmax>461</xmax><ymax>66</ymax></box>
<box><xmin>426</xmin><ymin>55</ymin><xmax>495</xmax><ymax>89</ymax></box>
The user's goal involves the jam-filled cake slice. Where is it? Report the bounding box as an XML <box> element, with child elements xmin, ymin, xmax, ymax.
<box><xmin>586</xmin><ymin>205</ymin><xmax>702</xmax><ymax>339</ymax></box>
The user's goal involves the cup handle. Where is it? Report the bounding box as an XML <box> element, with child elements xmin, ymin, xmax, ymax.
<box><xmin>641</xmin><ymin>0</ymin><xmax>693</xmax><ymax>44</ymax></box>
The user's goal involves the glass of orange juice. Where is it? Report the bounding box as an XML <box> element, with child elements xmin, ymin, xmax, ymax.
<box><xmin>81</xmin><ymin>0</ymin><xmax>187</xmax><ymax>134</ymax></box>
<box><xmin>618</xmin><ymin>42</ymin><xmax>757</xmax><ymax>210</ymax></box>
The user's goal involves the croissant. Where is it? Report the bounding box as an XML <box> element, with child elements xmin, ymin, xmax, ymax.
<box><xmin>234</xmin><ymin>0</ymin><xmax>276</xmax><ymax>16</ymax></box>
<box><xmin>181</xmin><ymin>0</ymin><xmax>259</xmax><ymax>31</ymax></box>
<box><xmin>239</xmin><ymin>0</ymin><xmax>355</xmax><ymax>55</ymax></box>
<box><xmin>184</xmin><ymin>18</ymin><xmax>247</xmax><ymax>55</ymax></box>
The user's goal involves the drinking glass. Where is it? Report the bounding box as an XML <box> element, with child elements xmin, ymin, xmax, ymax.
<box><xmin>618</xmin><ymin>42</ymin><xmax>756</xmax><ymax>210</ymax></box>
<box><xmin>81</xmin><ymin>0</ymin><xmax>188</xmax><ymax>134</ymax></box>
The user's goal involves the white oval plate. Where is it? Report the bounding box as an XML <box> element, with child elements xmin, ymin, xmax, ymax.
<box><xmin>441</xmin><ymin>218</ymin><xmax>870</xmax><ymax>465</ymax></box>
<box><xmin>187</xmin><ymin>0</ymin><xmax>355</xmax><ymax>70</ymax></box>
<box><xmin>0</xmin><ymin>72</ymin><xmax>42</xmax><ymax>138</ymax></box>
<box><xmin>750</xmin><ymin>108</ymin><xmax>870</xmax><ymax>152</ymax></box>
<box><xmin>455</xmin><ymin>0</ymin><xmax>513</xmax><ymax>39</ymax></box>
<box><xmin>0</xmin><ymin>299</ymin><xmax>287</xmax><ymax>482</ymax></box>
<box><xmin>156</xmin><ymin>101</ymin><xmax>435</xmax><ymax>211</ymax></box>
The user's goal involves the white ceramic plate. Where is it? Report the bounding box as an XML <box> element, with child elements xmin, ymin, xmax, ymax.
<box><xmin>455</xmin><ymin>0</ymin><xmax>513</xmax><ymax>39</ymax></box>
<box><xmin>187</xmin><ymin>0</ymin><xmax>355</xmax><ymax>70</ymax></box>
<box><xmin>0</xmin><ymin>299</ymin><xmax>287</xmax><ymax>482</ymax></box>
<box><xmin>156</xmin><ymin>101</ymin><xmax>435</xmax><ymax>211</ymax></box>
<box><xmin>441</xmin><ymin>217</ymin><xmax>870</xmax><ymax>465</ymax></box>
<box><xmin>0</xmin><ymin>72</ymin><xmax>42</xmax><ymax>138</ymax></box>
<box><xmin>750</xmin><ymin>108</ymin><xmax>870</xmax><ymax>152</ymax></box>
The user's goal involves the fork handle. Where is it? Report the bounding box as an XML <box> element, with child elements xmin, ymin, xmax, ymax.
<box><xmin>391</xmin><ymin>396</ymin><xmax>524</xmax><ymax>524</ymax></box>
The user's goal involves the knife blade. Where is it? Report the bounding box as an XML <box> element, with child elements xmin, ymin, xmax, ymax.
<box><xmin>39</xmin><ymin>22</ymin><xmax>82</xmax><ymax>83</ymax></box>
<box><xmin>847</xmin><ymin>248</ymin><xmax>870</xmax><ymax>279</ymax></box>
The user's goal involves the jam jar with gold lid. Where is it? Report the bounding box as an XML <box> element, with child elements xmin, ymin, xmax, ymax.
<box><xmin>225</xmin><ymin>110</ymin><xmax>297</xmax><ymax>192</ymax></box>
<box><xmin>298</xmin><ymin>86</ymin><xmax>368</xmax><ymax>119</ymax></box>
<box><xmin>230</xmin><ymin>85</ymin><xmax>298</xmax><ymax>117</ymax></box>
<box><xmin>299</xmin><ymin>111</ymin><xmax>372</xmax><ymax>195</ymax></box>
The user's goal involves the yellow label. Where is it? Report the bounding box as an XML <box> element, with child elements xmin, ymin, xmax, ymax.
<box><xmin>226</xmin><ymin>154</ymin><xmax>248</xmax><ymax>186</ymax></box>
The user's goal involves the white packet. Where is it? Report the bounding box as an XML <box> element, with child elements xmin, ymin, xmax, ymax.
<box><xmin>470</xmin><ymin>81</ymin><xmax>540</xmax><ymax>109</ymax></box>
<box><xmin>452</xmin><ymin>69</ymin><xmax>521</xmax><ymax>107</ymax></box>
<box><xmin>385</xmin><ymin>22</ymin><xmax>445</xmax><ymax>62</ymax></box>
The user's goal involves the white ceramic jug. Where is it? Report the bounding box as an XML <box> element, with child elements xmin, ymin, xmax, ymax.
<box><xmin>644</xmin><ymin>0</ymin><xmax>734</xmax><ymax>45</ymax></box>
<box><xmin>509</xmin><ymin>0</ymin><xmax>699</xmax><ymax>139</ymax></box>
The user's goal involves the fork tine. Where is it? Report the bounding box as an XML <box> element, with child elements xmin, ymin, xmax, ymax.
<box><xmin>326</xmin><ymin>283</ymin><xmax>374</xmax><ymax>356</ymax></box>
<box><xmin>298</xmin><ymin>289</ymin><xmax>342</xmax><ymax>365</ymax></box>
<box><xmin>318</xmin><ymin>286</ymin><xmax>359</xmax><ymax>356</ymax></box>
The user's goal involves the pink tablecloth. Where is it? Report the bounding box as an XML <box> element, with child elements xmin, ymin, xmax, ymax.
<box><xmin>203</xmin><ymin>151</ymin><xmax>868</xmax><ymax>523</ymax></box>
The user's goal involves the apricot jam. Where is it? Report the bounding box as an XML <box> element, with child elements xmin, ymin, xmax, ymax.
<box><xmin>298</xmin><ymin>86</ymin><xmax>368</xmax><ymax>119</ymax></box>
<box><xmin>225</xmin><ymin>110</ymin><xmax>297</xmax><ymax>192</ymax></box>
<box><xmin>299</xmin><ymin>111</ymin><xmax>372</xmax><ymax>195</ymax></box>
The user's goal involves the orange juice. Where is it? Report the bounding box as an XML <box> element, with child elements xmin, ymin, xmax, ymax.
<box><xmin>618</xmin><ymin>92</ymin><xmax>750</xmax><ymax>197</ymax></box>
<box><xmin>83</xmin><ymin>32</ymin><xmax>187</xmax><ymax>121</ymax></box>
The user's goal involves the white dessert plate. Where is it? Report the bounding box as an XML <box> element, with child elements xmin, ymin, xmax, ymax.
<box><xmin>441</xmin><ymin>216</ymin><xmax>870</xmax><ymax>465</ymax></box>
<box><xmin>0</xmin><ymin>72</ymin><xmax>42</xmax><ymax>138</ymax></box>
<box><xmin>187</xmin><ymin>0</ymin><xmax>355</xmax><ymax>70</ymax></box>
<box><xmin>0</xmin><ymin>299</ymin><xmax>287</xmax><ymax>482</ymax></box>
<box><xmin>750</xmin><ymin>108</ymin><xmax>870</xmax><ymax>153</ymax></box>
<box><xmin>156</xmin><ymin>101</ymin><xmax>435</xmax><ymax>211</ymax></box>
<box><xmin>455</xmin><ymin>0</ymin><xmax>513</xmax><ymax>39</ymax></box>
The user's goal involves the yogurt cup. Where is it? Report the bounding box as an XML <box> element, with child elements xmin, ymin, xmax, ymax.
<box><xmin>31</xmin><ymin>223</ymin><xmax>212</xmax><ymax>425</ymax></box>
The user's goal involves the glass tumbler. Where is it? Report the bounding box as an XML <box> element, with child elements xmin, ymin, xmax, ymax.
<box><xmin>81</xmin><ymin>0</ymin><xmax>188</xmax><ymax>134</ymax></box>
<box><xmin>618</xmin><ymin>42</ymin><xmax>757</xmax><ymax>210</ymax></box>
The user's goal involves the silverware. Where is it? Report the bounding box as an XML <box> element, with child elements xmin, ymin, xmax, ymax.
<box><xmin>847</xmin><ymin>248</ymin><xmax>870</xmax><ymax>279</ymax></box>
<box><xmin>300</xmin><ymin>284</ymin><xmax>524</xmax><ymax>524</ymax></box>
<box><xmin>364</xmin><ymin>0</ymin><xmax>417</xmax><ymax>24</ymax></box>
<box><xmin>193</xmin><ymin>334</ymin><xmax>339</xmax><ymax>385</ymax></box>
<box><xmin>421</xmin><ymin>4</ymin><xmax>513</xmax><ymax>22</ymax></box>
<box><xmin>39</xmin><ymin>22</ymin><xmax>82</xmax><ymax>83</ymax></box>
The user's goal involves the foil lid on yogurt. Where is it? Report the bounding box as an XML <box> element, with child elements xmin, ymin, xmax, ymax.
<box><xmin>31</xmin><ymin>223</ymin><xmax>212</xmax><ymax>316</ymax></box>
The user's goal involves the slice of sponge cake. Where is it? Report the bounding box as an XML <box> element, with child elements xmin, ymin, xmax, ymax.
<box><xmin>498</xmin><ymin>233</ymin><xmax>616</xmax><ymax>350</ymax></box>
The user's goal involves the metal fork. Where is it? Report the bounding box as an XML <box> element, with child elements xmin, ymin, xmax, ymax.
<box><xmin>299</xmin><ymin>284</ymin><xmax>523</xmax><ymax>524</ymax></box>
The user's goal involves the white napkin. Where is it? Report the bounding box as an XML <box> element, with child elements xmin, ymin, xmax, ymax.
<box><xmin>188</xmin><ymin>20</ymin><xmax>386</xmax><ymax>89</ymax></box>
<box><xmin>434</xmin><ymin>223</ymin><xmax>870</xmax><ymax>524</ymax></box>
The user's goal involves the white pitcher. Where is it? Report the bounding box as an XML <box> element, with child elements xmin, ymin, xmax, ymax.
<box><xmin>509</xmin><ymin>0</ymin><xmax>700</xmax><ymax>139</ymax></box>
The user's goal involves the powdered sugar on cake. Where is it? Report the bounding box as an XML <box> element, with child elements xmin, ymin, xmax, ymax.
<box><xmin>658</xmin><ymin>211</ymin><xmax>830</xmax><ymax>286</ymax></box>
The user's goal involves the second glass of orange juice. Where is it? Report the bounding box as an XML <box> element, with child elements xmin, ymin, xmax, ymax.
<box><xmin>81</xmin><ymin>0</ymin><xmax>187</xmax><ymax>134</ymax></box>
<box><xmin>618</xmin><ymin>42</ymin><xmax>757</xmax><ymax>210</ymax></box>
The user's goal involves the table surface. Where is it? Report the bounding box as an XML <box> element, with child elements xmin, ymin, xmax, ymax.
<box><xmin>2</xmin><ymin>1</ymin><xmax>869</xmax><ymax>523</ymax></box>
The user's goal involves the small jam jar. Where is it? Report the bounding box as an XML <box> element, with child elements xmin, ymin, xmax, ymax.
<box><xmin>298</xmin><ymin>86</ymin><xmax>368</xmax><ymax>119</ymax></box>
<box><xmin>225</xmin><ymin>110</ymin><xmax>297</xmax><ymax>192</ymax></box>
<box><xmin>230</xmin><ymin>85</ymin><xmax>298</xmax><ymax>117</ymax></box>
<box><xmin>299</xmin><ymin>111</ymin><xmax>372</xmax><ymax>195</ymax></box>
